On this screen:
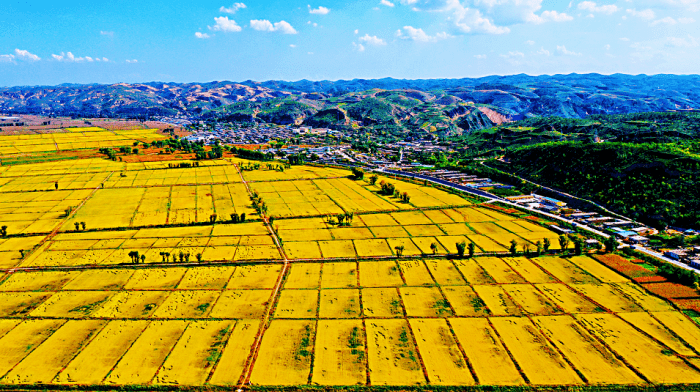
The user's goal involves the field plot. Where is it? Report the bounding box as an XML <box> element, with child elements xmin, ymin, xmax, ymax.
<box><xmin>319</xmin><ymin>289</ymin><xmax>361</xmax><ymax>318</ymax></box>
<box><xmin>250</xmin><ymin>320</ymin><xmax>315</xmax><ymax>385</ymax></box>
<box><xmin>365</xmin><ymin>319</ymin><xmax>425</xmax><ymax>385</ymax></box>
<box><xmin>312</xmin><ymin>320</ymin><xmax>366</xmax><ymax>385</ymax></box>
<box><xmin>408</xmin><ymin>318</ymin><xmax>474</xmax><ymax>385</ymax></box>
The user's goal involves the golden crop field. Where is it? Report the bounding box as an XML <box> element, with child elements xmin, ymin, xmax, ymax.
<box><xmin>0</xmin><ymin>141</ymin><xmax>699</xmax><ymax>390</ymax></box>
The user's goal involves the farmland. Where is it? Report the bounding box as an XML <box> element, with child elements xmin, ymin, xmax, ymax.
<box><xmin>0</xmin><ymin>127</ymin><xmax>699</xmax><ymax>389</ymax></box>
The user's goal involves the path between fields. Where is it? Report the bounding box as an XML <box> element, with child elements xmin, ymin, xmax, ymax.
<box><xmin>233</xmin><ymin>163</ymin><xmax>289</xmax><ymax>390</ymax></box>
<box><xmin>10</xmin><ymin>171</ymin><xmax>116</xmax><ymax>273</ymax></box>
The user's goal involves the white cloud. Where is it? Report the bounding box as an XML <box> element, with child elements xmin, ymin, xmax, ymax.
<box><xmin>250</xmin><ymin>19</ymin><xmax>297</xmax><ymax>34</ymax></box>
<box><xmin>666</xmin><ymin>35</ymin><xmax>699</xmax><ymax>47</ymax></box>
<box><xmin>604</xmin><ymin>44</ymin><xmax>610</xmax><ymax>50</ymax></box>
<box><xmin>556</xmin><ymin>45</ymin><xmax>582</xmax><ymax>55</ymax></box>
<box><xmin>308</xmin><ymin>5</ymin><xmax>330</xmax><ymax>14</ymax></box>
<box><xmin>626</xmin><ymin>8</ymin><xmax>655</xmax><ymax>19</ymax></box>
<box><xmin>620</xmin><ymin>37</ymin><xmax>630</xmax><ymax>41</ymax></box>
<box><xmin>53</xmin><ymin>52</ymin><xmax>89</xmax><ymax>62</ymax></box>
<box><xmin>354</xmin><ymin>29</ymin><xmax>359</xmax><ymax>34</ymax></box>
<box><xmin>195</xmin><ymin>32</ymin><xmax>211</xmax><ymax>38</ymax></box>
<box><xmin>14</xmin><ymin>49</ymin><xmax>40</xmax><ymax>61</ymax></box>
<box><xmin>651</xmin><ymin>16</ymin><xmax>677</xmax><ymax>25</ymax></box>
<box><xmin>396</xmin><ymin>26</ymin><xmax>452</xmax><ymax>42</ymax></box>
<box><xmin>577</xmin><ymin>1</ymin><xmax>618</xmax><ymax>14</ymax></box>
<box><xmin>474</xmin><ymin>54</ymin><xmax>487</xmax><ymax>59</ymax></box>
<box><xmin>85</xmin><ymin>56</ymin><xmax>94</xmax><ymax>62</ymax></box>
<box><xmin>678</xmin><ymin>17</ymin><xmax>695</xmax><ymax>23</ymax></box>
<box><xmin>290</xmin><ymin>44</ymin><xmax>297</xmax><ymax>47</ymax></box>
<box><xmin>630</xmin><ymin>42</ymin><xmax>652</xmax><ymax>51</ymax></box>
<box><xmin>308</xmin><ymin>52</ymin><xmax>314</xmax><ymax>54</ymax></box>
<box><xmin>537</xmin><ymin>47</ymin><xmax>551</xmax><ymax>55</ymax></box>
<box><xmin>500</xmin><ymin>51</ymin><xmax>525</xmax><ymax>58</ymax></box>
<box><xmin>534</xmin><ymin>10</ymin><xmax>574</xmax><ymax>23</ymax></box>
<box><xmin>100</xmin><ymin>31</ymin><xmax>114</xmax><ymax>37</ymax></box>
<box><xmin>659</xmin><ymin>0</ymin><xmax>700</xmax><ymax>12</ymax></box>
<box><xmin>307</xmin><ymin>21</ymin><xmax>318</xmax><ymax>27</ymax></box>
<box><xmin>126</xmin><ymin>59</ymin><xmax>138</xmax><ymax>63</ymax></box>
<box><xmin>220</xmin><ymin>3</ymin><xmax>246</xmax><ymax>14</ymax></box>
<box><xmin>0</xmin><ymin>54</ymin><xmax>15</xmax><ymax>63</ymax></box>
<box><xmin>102</xmin><ymin>57</ymin><xmax>109</xmax><ymax>62</ymax></box>
<box><xmin>525</xmin><ymin>40</ymin><xmax>535</xmax><ymax>45</ymax></box>
<box><xmin>353</xmin><ymin>42</ymin><xmax>366</xmax><ymax>52</ymax></box>
<box><xmin>359</xmin><ymin>34</ymin><xmax>387</xmax><ymax>45</ymax></box>
<box><xmin>380</xmin><ymin>0</ymin><xmax>395</xmax><ymax>6</ymax></box>
<box><xmin>210</xmin><ymin>16</ymin><xmax>243</xmax><ymax>32</ymax></box>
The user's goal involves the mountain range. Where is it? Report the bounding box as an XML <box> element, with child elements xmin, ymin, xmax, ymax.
<box><xmin>2</xmin><ymin>74</ymin><xmax>699</xmax><ymax>134</ymax></box>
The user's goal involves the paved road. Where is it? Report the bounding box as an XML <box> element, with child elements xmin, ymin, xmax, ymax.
<box><xmin>630</xmin><ymin>245</ymin><xmax>699</xmax><ymax>273</ymax></box>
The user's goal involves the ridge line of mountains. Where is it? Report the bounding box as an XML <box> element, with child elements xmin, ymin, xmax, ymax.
<box><xmin>2</xmin><ymin>73</ymin><xmax>699</xmax><ymax>133</ymax></box>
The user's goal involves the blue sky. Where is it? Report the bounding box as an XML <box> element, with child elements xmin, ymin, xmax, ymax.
<box><xmin>1</xmin><ymin>0</ymin><xmax>699</xmax><ymax>86</ymax></box>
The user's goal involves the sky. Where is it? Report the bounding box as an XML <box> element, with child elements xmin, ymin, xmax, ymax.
<box><xmin>1</xmin><ymin>0</ymin><xmax>699</xmax><ymax>86</ymax></box>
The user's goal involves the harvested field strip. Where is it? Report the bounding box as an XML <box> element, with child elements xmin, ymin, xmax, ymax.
<box><xmin>29</xmin><ymin>290</ymin><xmax>115</xmax><ymax>318</ymax></box>
<box><xmin>571</xmin><ymin>284</ymin><xmax>642</xmax><ymax>313</ymax></box>
<box><xmin>386</xmin><ymin>238</ymin><xmax>422</xmax><ymax>256</ymax></box>
<box><xmin>448</xmin><ymin>318</ymin><xmax>524</xmax><ymax>386</ymax></box>
<box><xmin>400</xmin><ymin>287</ymin><xmax>452</xmax><ymax>318</ymax></box>
<box><xmin>409</xmin><ymin>318</ymin><xmax>474</xmax><ymax>385</ymax></box>
<box><xmin>472</xmin><ymin>285</ymin><xmax>521</xmax><ymax>316</ymax></box>
<box><xmin>0</xmin><ymin>270</ymin><xmax>80</xmax><ymax>291</ymax></box>
<box><xmin>612</xmin><ymin>282</ymin><xmax>674</xmax><ymax>312</ymax></box>
<box><xmin>354</xmin><ymin>239</ymin><xmax>393</xmax><ymax>257</ymax></box>
<box><xmin>576</xmin><ymin>313</ymin><xmax>700</xmax><ymax>384</ymax></box>
<box><xmin>453</xmin><ymin>259</ymin><xmax>495</xmax><ymax>284</ymax></box>
<box><xmin>104</xmin><ymin>320</ymin><xmax>189</xmax><ymax>385</ymax></box>
<box><xmin>0</xmin><ymin>320</ymin><xmax>20</xmax><ymax>340</ymax></box>
<box><xmin>91</xmin><ymin>291</ymin><xmax>171</xmax><ymax>318</ymax></box>
<box><xmin>227</xmin><ymin>264</ymin><xmax>282</xmax><ymax>289</ymax></box>
<box><xmin>151</xmin><ymin>291</ymin><xmax>221</xmax><ymax>319</ymax></box>
<box><xmin>502</xmin><ymin>257</ymin><xmax>556</xmax><ymax>284</ymax></box>
<box><xmin>617</xmin><ymin>312</ymin><xmax>696</xmax><ymax>356</ymax></box>
<box><xmin>534</xmin><ymin>257</ymin><xmax>599</xmax><ymax>284</ymax></box>
<box><xmin>466</xmin><ymin>235</ymin><xmax>507</xmax><ymax>253</ymax></box>
<box><xmin>284</xmin><ymin>242</ymin><xmax>322</xmax><ymax>259</ymax></box>
<box><xmin>155</xmin><ymin>320</ymin><xmax>234</xmax><ymax>385</ymax></box>
<box><xmin>285</xmin><ymin>264</ymin><xmax>321</xmax><ymax>289</ymax></box>
<box><xmin>274</xmin><ymin>290</ymin><xmax>318</xmax><ymax>319</ymax></box>
<box><xmin>532</xmin><ymin>315</ymin><xmax>643</xmax><ymax>385</ymax></box>
<box><xmin>178</xmin><ymin>266</ymin><xmax>237</xmax><ymax>290</ymax></box>
<box><xmin>319</xmin><ymin>240</ymin><xmax>357</xmax><ymax>259</ymax></box>
<box><xmin>319</xmin><ymin>289</ymin><xmax>360</xmax><ymax>318</ymax></box>
<box><xmin>56</xmin><ymin>320</ymin><xmax>149</xmax><ymax>384</ymax></box>
<box><xmin>652</xmin><ymin>311</ymin><xmax>700</xmax><ymax>354</ymax></box>
<box><xmin>398</xmin><ymin>260</ymin><xmax>434</xmax><ymax>286</ymax></box>
<box><xmin>0</xmin><ymin>292</ymin><xmax>54</xmax><ymax>317</ymax></box>
<box><xmin>535</xmin><ymin>283</ymin><xmax>600</xmax><ymax>314</ymax></box>
<box><xmin>503</xmin><ymin>284</ymin><xmax>562</xmax><ymax>315</ymax></box>
<box><xmin>365</xmin><ymin>319</ymin><xmax>425</xmax><ymax>385</ymax></box>
<box><xmin>567</xmin><ymin>256</ymin><xmax>629</xmax><ymax>283</ymax></box>
<box><xmin>249</xmin><ymin>320</ymin><xmax>315</xmax><ymax>385</ymax></box>
<box><xmin>359</xmin><ymin>261</ymin><xmax>403</xmax><ymax>288</ymax></box>
<box><xmin>442</xmin><ymin>286</ymin><xmax>490</xmax><ymax>317</ymax></box>
<box><xmin>124</xmin><ymin>268</ymin><xmax>188</xmax><ymax>290</ymax></box>
<box><xmin>208</xmin><ymin>319</ymin><xmax>259</xmax><ymax>385</ymax></box>
<box><xmin>425</xmin><ymin>259</ymin><xmax>466</xmax><ymax>286</ymax></box>
<box><xmin>476</xmin><ymin>257</ymin><xmax>525</xmax><ymax>284</ymax></box>
<box><xmin>63</xmin><ymin>269</ymin><xmax>134</xmax><ymax>290</ymax></box>
<box><xmin>311</xmin><ymin>320</ymin><xmax>366</xmax><ymax>385</ymax></box>
<box><xmin>209</xmin><ymin>290</ymin><xmax>271</xmax><ymax>319</ymax></box>
<box><xmin>3</xmin><ymin>319</ymin><xmax>106</xmax><ymax>384</ymax></box>
<box><xmin>321</xmin><ymin>262</ymin><xmax>357</xmax><ymax>288</ymax></box>
<box><xmin>0</xmin><ymin>319</ymin><xmax>65</xmax><ymax>378</ymax></box>
<box><xmin>361</xmin><ymin>288</ymin><xmax>404</xmax><ymax>318</ymax></box>
<box><xmin>490</xmin><ymin>317</ymin><xmax>583</xmax><ymax>385</ymax></box>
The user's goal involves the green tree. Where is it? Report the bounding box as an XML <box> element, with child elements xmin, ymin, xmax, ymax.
<box><xmin>430</xmin><ymin>242</ymin><xmax>438</xmax><ymax>255</ymax></box>
<box><xmin>536</xmin><ymin>240</ymin><xmax>543</xmax><ymax>256</ymax></box>
<box><xmin>456</xmin><ymin>241</ymin><xmax>467</xmax><ymax>257</ymax></box>
<box><xmin>394</xmin><ymin>245</ymin><xmax>405</xmax><ymax>257</ymax></box>
<box><xmin>574</xmin><ymin>238</ymin><xmax>584</xmax><ymax>255</ymax></box>
<box><xmin>509</xmin><ymin>239</ymin><xmax>518</xmax><ymax>256</ymax></box>
<box><xmin>604</xmin><ymin>236</ymin><xmax>619</xmax><ymax>252</ymax></box>
<box><xmin>369</xmin><ymin>175</ymin><xmax>378</xmax><ymax>185</ymax></box>
<box><xmin>80</xmin><ymin>222</ymin><xmax>86</xmax><ymax>231</ymax></box>
<box><xmin>559</xmin><ymin>235</ymin><xmax>570</xmax><ymax>254</ymax></box>
<box><xmin>74</xmin><ymin>222</ymin><xmax>80</xmax><ymax>231</ymax></box>
<box><xmin>543</xmin><ymin>238</ymin><xmax>551</xmax><ymax>253</ymax></box>
<box><xmin>468</xmin><ymin>242</ymin><xmax>476</xmax><ymax>258</ymax></box>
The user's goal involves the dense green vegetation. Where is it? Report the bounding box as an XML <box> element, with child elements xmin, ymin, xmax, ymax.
<box><xmin>491</xmin><ymin>141</ymin><xmax>700</xmax><ymax>229</ymax></box>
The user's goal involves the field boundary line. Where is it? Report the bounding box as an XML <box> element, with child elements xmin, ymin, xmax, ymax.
<box><xmin>233</xmin><ymin>163</ymin><xmax>290</xmax><ymax>390</ymax></box>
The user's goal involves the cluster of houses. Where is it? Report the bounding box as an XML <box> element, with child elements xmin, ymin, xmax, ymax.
<box><xmin>664</xmin><ymin>247</ymin><xmax>700</xmax><ymax>268</ymax></box>
<box><xmin>419</xmin><ymin>170</ymin><xmax>514</xmax><ymax>190</ymax></box>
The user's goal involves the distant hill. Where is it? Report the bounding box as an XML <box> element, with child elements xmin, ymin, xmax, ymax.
<box><xmin>2</xmin><ymin>74</ymin><xmax>700</xmax><ymax>139</ymax></box>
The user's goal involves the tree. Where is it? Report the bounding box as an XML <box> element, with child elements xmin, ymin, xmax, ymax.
<box><xmin>80</xmin><ymin>222</ymin><xmax>86</xmax><ymax>231</ymax></box>
<box><xmin>395</xmin><ymin>245</ymin><xmax>405</xmax><ymax>257</ymax></box>
<box><xmin>456</xmin><ymin>241</ymin><xmax>467</xmax><ymax>257</ymax></box>
<box><xmin>54</xmin><ymin>182</ymin><xmax>58</xmax><ymax>190</ymax></box>
<box><xmin>196</xmin><ymin>253</ymin><xmax>203</xmax><ymax>262</ymax></box>
<box><xmin>179</xmin><ymin>251</ymin><xmax>184</xmax><ymax>263</ymax></box>
<box><xmin>369</xmin><ymin>175</ymin><xmax>378</xmax><ymax>185</ymax></box>
<box><xmin>0</xmin><ymin>226</ymin><xmax>6</xmax><ymax>237</ymax></box>
<box><xmin>604</xmin><ymin>236</ymin><xmax>619</xmax><ymax>253</ymax></box>
<box><xmin>336</xmin><ymin>213</ymin><xmax>345</xmax><ymax>226</ymax></box>
<box><xmin>240</xmin><ymin>213</ymin><xmax>246</xmax><ymax>222</ymax></box>
<box><xmin>74</xmin><ymin>222</ymin><xmax>80</xmax><ymax>231</ymax></box>
<box><xmin>351</xmin><ymin>167</ymin><xmax>365</xmax><ymax>181</ymax></box>
<box><xmin>536</xmin><ymin>240</ymin><xmax>543</xmax><ymax>256</ymax></box>
<box><xmin>559</xmin><ymin>235</ymin><xmax>570</xmax><ymax>254</ymax></box>
<box><xmin>523</xmin><ymin>243</ymin><xmax>531</xmax><ymax>256</ymax></box>
<box><xmin>210</xmin><ymin>214</ymin><xmax>217</xmax><ymax>223</ymax></box>
<box><xmin>269</xmin><ymin>216</ymin><xmax>275</xmax><ymax>225</ymax></box>
<box><xmin>140</xmin><ymin>254</ymin><xmax>146</xmax><ymax>264</ymax></box>
<box><xmin>543</xmin><ymin>238</ymin><xmax>551</xmax><ymax>253</ymax></box>
<box><xmin>19</xmin><ymin>249</ymin><xmax>24</xmax><ymax>259</ymax></box>
<box><xmin>468</xmin><ymin>242</ymin><xmax>476</xmax><ymax>258</ymax></box>
<box><xmin>430</xmin><ymin>242</ymin><xmax>438</xmax><ymax>255</ymax></box>
<box><xmin>509</xmin><ymin>239</ymin><xmax>518</xmax><ymax>256</ymax></box>
<box><xmin>574</xmin><ymin>238</ymin><xmax>583</xmax><ymax>256</ymax></box>
<box><xmin>231</xmin><ymin>213</ymin><xmax>239</xmax><ymax>223</ymax></box>
<box><xmin>185</xmin><ymin>252</ymin><xmax>191</xmax><ymax>262</ymax></box>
